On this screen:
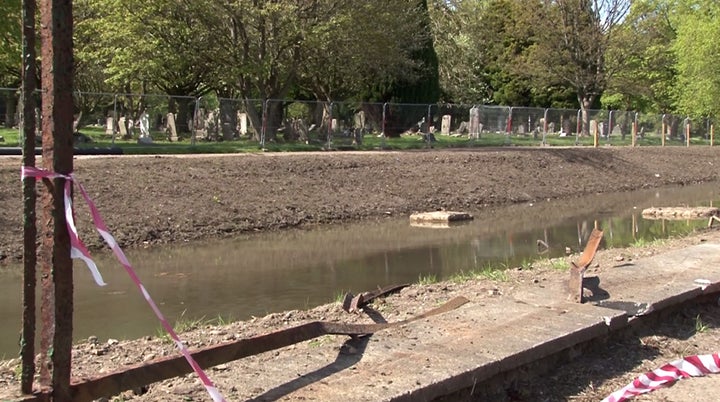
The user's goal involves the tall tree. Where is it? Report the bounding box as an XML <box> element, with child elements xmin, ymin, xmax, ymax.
<box><xmin>0</xmin><ymin>0</ymin><xmax>22</xmax><ymax>127</ymax></box>
<box><xmin>602</xmin><ymin>0</ymin><xmax>677</xmax><ymax>113</ymax></box>
<box><xmin>75</xmin><ymin>0</ymin><xmax>213</xmax><ymax>131</ymax></box>
<box><xmin>672</xmin><ymin>0</ymin><xmax>720</xmax><ymax>118</ymax></box>
<box><xmin>520</xmin><ymin>0</ymin><xmax>630</xmax><ymax>115</ymax></box>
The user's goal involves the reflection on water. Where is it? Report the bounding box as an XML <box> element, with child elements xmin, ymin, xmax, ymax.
<box><xmin>0</xmin><ymin>183</ymin><xmax>717</xmax><ymax>357</ymax></box>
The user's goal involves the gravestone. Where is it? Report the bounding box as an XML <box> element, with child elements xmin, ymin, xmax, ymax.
<box><xmin>589</xmin><ymin>119</ymin><xmax>598</xmax><ymax>137</ymax></box>
<box><xmin>563</xmin><ymin>120</ymin><xmax>572</xmax><ymax>136</ymax></box>
<box><xmin>598</xmin><ymin>122</ymin><xmax>605</xmax><ymax>138</ymax></box>
<box><xmin>331</xmin><ymin>118</ymin><xmax>338</xmax><ymax>132</ymax></box>
<box><xmin>354</xmin><ymin>111</ymin><xmax>366</xmax><ymax>132</ymax></box>
<box><xmin>441</xmin><ymin>115</ymin><xmax>452</xmax><ymax>135</ymax></box>
<box><xmin>167</xmin><ymin>113</ymin><xmax>178</xmax><ymax>142</ymax></box>
<box><xmin>237</xmin><ymin>112</ymin><xmax>247</xmax><ymax>136</ymax></box>
<box><xmin>548</xmin><ymin>122</ymin><xmax>555</xmax><ymax>134</ymax></box>
<box><xmin>105</xmin><ymin>117</ymin><xmax>114</xmax><ymax>135</ymax></box>
<box><xmin>138</xmin><ymin>111</ymin><xmax>153</xmax><ymax>144</ymax></box>
<box><xmin>118</xmin><ymin>117</ymin><xmax>128</xmax><ymax>138</ymax></box>
<box><xmin>517</xmin><ymin>123</ymin><xmax>526</xmax><ymax>135</ymax></box>
<box><xmin>206</xmin><ymin>110</ymin><xmax>218</xmax><ymax>140</ymax></box>
<box><xmin>194</xmin><ymin>108</ymin><xmax>207</xmax><ymax>140</ymax></box>
<box><xmin>611</xmin><ymin>124</ymin><xmax>622</xmax><ymax>137</ymax></box>
<box><xmin>469</xmin><ymin>107</ymin><xmax>480</xmax><ymax>139</ymax></box>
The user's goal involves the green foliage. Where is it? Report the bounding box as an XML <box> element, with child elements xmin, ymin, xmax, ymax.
<box><xmin>672</xmin><ymin>1</ymin><xmax>720</xmax><ymax>118</ymax></box>
<box><xmin>0</xmin><ymin>0</ymin><xmax>21</xmax><ymax>87</ymax></box>
<box><xmin>417</xmin><ymin>273</ymin><xmax>438</xmax><ymax>285</ymax></box>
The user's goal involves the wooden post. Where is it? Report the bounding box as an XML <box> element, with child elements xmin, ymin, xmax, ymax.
<box><xmin>593</xmin><ymin>120</ymin><xmax>599</xmax><ymax>148</ymax></box>
<box><xmin>711</xmin><ymin>124</ymin><xmax>714</xmax><ymax>147</ymax></box>
<box><xmin>686</xmin><ymin>119</ymin><xmax>691</xmax><ymax>147</ymax></box>
<box><xmin>21</xmin><ymin>0</ymin><xmax>38</xmax><ymax>395</ymax></box>
<box><xmin>39</xmin><ymin>0</ymin><xmax>75</xmax><ymax>400</ymax></box>
<box><xmin>631</xmin><ymin>117</ymin><xmax>637</xmax><ymax>147</ymax></box>
<box><xmin>661</xmin><ymin>119</ymin><xmax>666</xmax><ymax>147</ymax></box>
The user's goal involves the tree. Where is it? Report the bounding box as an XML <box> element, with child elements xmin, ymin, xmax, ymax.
<box><xmin>602</xmin><ymin>0</ymin><xmax>678</xmax><ymax>113</ymax></box>
<box><xmin>672</xmin><ymin>0</ymin><xmax>720</xmax><ymax>118</ymax></box>
<box><xmin>520</xmin><ymin>0</ymin><xmax>630</xmax><ymax>117</ymax></box>
<box><xmin>75</xmin><ymin>0</ymin><xmax>213</xmax><ymax>132</ymax></box>
<box><xmin>0</xmin><ymin>0</ymin><xmax>21</xmax><ymax>127</ymax></box>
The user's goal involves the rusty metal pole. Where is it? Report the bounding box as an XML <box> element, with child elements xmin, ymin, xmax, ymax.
<box><xmin>39</xmin><ymin>0</ymin><xmax>75</xmax><ymax>400</ymax></box>
<box><xmin>21</xmin><ymin>0</ymin><xmax>38</xmax><ymax>395</ymax></box>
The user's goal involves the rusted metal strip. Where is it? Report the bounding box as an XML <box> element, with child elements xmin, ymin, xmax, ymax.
<box><xmin>342</xmin><ymin>284</ymin><xmax>409</xmax><ymax>313</ymax></box>
<box><xmin>19</xmin><ymin>296</ymin><xmax>469</xmax><ymax>402</ymax></box>
<box><xmin>568</xmin><ymin>228</ymin><xmax>604</xmax><ymax>303</ymax></box>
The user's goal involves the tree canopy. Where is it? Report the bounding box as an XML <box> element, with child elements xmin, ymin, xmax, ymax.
<box><xmin>2</xmin><ymin>0</ymin><xmax>720</xmax><ymax>120</ymax></box>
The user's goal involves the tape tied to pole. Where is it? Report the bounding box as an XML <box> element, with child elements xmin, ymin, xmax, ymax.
<box><xmin>21</xmin><ymin>166</ymin><xmax>226</xmax><ymax>402</ymax></box>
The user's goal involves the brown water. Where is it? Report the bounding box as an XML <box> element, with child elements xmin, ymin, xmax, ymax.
<box><xmin>0</xmin><ymin>183</ymin><xmax>717</xmax><ymax>358</ymax></box>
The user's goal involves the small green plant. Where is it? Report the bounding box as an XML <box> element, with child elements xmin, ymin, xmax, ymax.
<box><xmin>333</xmin><ymin>289</ymin><xmax>350</xmax><ymax>303</ymax></box>
<box><xmin>417</xmin><ymin>273</ymin><xmax>438</xmax><ymax>285</ymax></box>
<box><xmin>550</xmin><ymin>259</ymin><xmax>571</xmax><ymax>271</ymax></box>
<box><xmin>478</xmin><ymin>267</ymin><xmax>508</xmax><ymax>282</ymax></box>
<box><xmin>695</xmin><ymin>314</ymin><xmax>709</xmax><ymax>333</ymax></box>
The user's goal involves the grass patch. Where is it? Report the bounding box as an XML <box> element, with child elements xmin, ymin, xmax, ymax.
<box><xmin>417</xmin><ymin>273</ymin><xmax>438</xmax><ymax>285</ymax></box>
<box><xmin>3</xmin><ymin>125</ymin><xmax>710</xmax><ymax>155</ymax></box>
<box><xmin>449</xmin><ymin>266</ymin><xmax>508</xmax><ymax>283</ymax></box>
<box><xmin>549</xmin><ymin>259</ymin><xmax>571</xmax><ymax>271</ymax></box>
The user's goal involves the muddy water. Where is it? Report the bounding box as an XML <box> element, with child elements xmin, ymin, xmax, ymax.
<box><xmin>0</xmin><ymin>183</ymin><xmax>718</xmax><ymax>358</ymax></box>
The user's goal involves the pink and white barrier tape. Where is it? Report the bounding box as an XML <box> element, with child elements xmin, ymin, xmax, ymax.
<box><xmin>22</xmin><ymin>166</ymin><xmax>226</xmax><ymax>402</ymax></box>
<box><xmin>603</xmin><ymin>353</ymin><xmax>720</xmax><ymax>402</ymax></box>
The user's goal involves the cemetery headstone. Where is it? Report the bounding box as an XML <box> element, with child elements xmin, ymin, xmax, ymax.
<box><xmin>167</xmin><ymin>113</ymin><xmax>178</xmax><ymax>142</ymax></box>
<box><xmin>118</xmin><ymin>116</ymin><xmax>128</xmax><ymax>138</ymax></box>
<box><xmin>105</xmin><ymin>117</ymin><xmax>114</xmax><ymax>136</ymax></box>
<box><xmin>441</xmin><ymin>115</ymin><xmax>452</xmax><ymax>135</ymax></box>
<box><xmin>589</xmin><ymin>119</ymin><xmax>598</xmax><ymax>138</ymax></box>
<box><xmin>469</xmin><ymin>107</ymin><xmax>480</xmax><ymax>139</ymax></box>
<box><xmin>138</xmin><ymin>111</ymin><xmax>153</xmax><ymax>144</ymax></box>
<box><xmin>237</xmin><ymin>112</ymin><xmax>247</xmax><ymax>136</ymax></box>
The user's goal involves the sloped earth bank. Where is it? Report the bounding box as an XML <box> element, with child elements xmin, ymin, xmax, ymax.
<box><xmin>0</xmin><ymin>147</ymin><xmax>720</xmax><ymax>401</ymax></box>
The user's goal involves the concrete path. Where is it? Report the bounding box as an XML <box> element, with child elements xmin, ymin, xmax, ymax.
<box><xmin>230</xmin><ymin>243</ymin><xmax>720</xmax><ymax>401</ymax></box>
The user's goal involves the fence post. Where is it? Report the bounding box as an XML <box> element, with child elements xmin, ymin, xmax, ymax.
<box><xmin>20</xmin><ymin>0</ymin><xmax>38</xmax><ymax>393</ymax></box>
<box><xmin>39</xmin><ymin>0</ymin><xmax>75</xmax><ymax>398</ymax></box>
<box><xmin>382</xmin><ymin>102</ymin><xmax>388</xmax><ymax>149</ymax></box>
<box><xmin>261</xmin><ymin>99</ymin><xmax>268</xmax><ymax>149</ymax></box>
<box><xmin>575</xmin><ymin>109</ymin><xmax>581</xmax><ymax>145</ymax></box>
<box><xmin>632</xmin><ymin>112</ymin><xmax>638</xmax><ymax>147</ymax></box>
<box><xmin>685</xmin><ymin>117</ymin><xmax>691</xmax><ymax>147</ymax></box>
<box><xmin>712</xmin><ymin>121</ymin><xmax>715</xmax><ymax>147</ymax></box>
<box><xmin>661</xmin><ymin>114</ymin><xmax>666</xmax><ymax>147</ymax></box>
<box><xmin>427</xmin><ymin>104</ymin><xmax>433</xmax><ymax>135</ymax></box>
<box><xmin>327</xmin><ymin>102</ymin><xmax>334</xmax><ymax>149</ymax></box>
<box><xmin>608</xmin><ymin>110</ymin><xmax>614</xmax><ymax>145</ymax></box>
<box><xmin>191</xmin><ymin>96</ymin><xmax>201</xmax><ymax>146</ymax></box>
<box><xmin>543</xmin><ymin>108</ymin><xmax>549</xmax><ymax>145</ymax></box>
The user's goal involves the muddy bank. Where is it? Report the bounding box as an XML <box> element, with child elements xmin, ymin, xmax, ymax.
<box><xmin>1</xmin><ymin>147</ymin><xmax>720</xmax><ymax>263</ymax></box>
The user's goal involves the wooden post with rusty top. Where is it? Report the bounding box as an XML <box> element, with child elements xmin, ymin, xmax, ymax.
<box><xmin>38</xmin><ymin>0</ymin><xmax>75</xmax><ymax>400</ymax></box>
<box><xmin>20</xmin><ymin>0</ymin><xmax>38</xmax><ymax>395</ymax></box>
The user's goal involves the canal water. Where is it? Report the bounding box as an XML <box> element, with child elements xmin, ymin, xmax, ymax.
<box><xmin>0</xmin><ymin>183</ymin><xmax>718</xmax><ymax>358</ymax></box>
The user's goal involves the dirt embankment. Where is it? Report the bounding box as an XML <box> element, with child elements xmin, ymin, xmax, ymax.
<box><xmin>1</xmin><ymin>147</ymin><xmax>720</xmax><ymax>264</ymax></box>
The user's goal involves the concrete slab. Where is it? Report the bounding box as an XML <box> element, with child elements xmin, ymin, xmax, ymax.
<box><xmin>223</xmin><ymin>243</ymin><xmax>720</xmax><ymax>401</ymax></box>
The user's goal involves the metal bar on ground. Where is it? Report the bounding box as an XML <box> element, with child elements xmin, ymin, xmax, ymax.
<box><xmin>18</xmin><ymin>297</ymin><xmax>469</xmax><ymax>402</ymax></box>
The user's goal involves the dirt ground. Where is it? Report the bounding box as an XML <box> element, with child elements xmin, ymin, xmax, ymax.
<box><xmin>1</xmin><ymin>146</ymin><xmax>720</xmax><ymax>401</ymax></box>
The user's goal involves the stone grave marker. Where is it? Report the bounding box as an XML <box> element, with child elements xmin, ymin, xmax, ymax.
<box><xmin>105</xmin><ymin>117</ymin><xmax>114</xmax><ymax>135</ymax></box>
<box><xmin>118</xmin><ymin>116</ymin><xmax>128</xmax><ymax>138</ymax></box>
<box><xmin>517</xmin><ymin>123</ymin><xmax>526</xmax><ymax>135</ymax></box>
<box><xmin>237</xmin><ymin>112</ymin><xmax>247</xmax><ymax>136</ymax></box>
<box><xmin>469</xmin><ymin>107</ymin><xmax>480</xmax><ymax>139</ymax></box>
<box><xmin>441</xmin><ymin>115</ymin><xmax>452</xmax><ymax>135</ymax></box>
<box><xmin>138</xmin><ymin>111</ymin><xmax>153</xmax><ymax>144</ymax></box>
<box><xmin>167</xmin><ymin>113</ymin><xmax>178</xmax><ymax>142</ymax></box>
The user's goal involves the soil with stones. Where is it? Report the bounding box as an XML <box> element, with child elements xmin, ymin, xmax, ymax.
<box><xmin>1</xmin><ymin>147</ymin><xmax>720</xmax><ymax>401</ymax></box>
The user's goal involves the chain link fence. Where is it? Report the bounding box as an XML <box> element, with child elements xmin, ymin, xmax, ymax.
<box><xmin>0</xmin><ymin>87</ymin><xmax>716</xmax><ymax>150</ymax></box>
